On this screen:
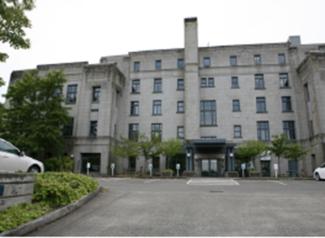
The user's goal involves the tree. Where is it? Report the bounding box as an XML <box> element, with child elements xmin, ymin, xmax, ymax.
<box><xmin>0</xmin><ymin>70</ymin><xmax>69</xmax><ymax>160</ymax></box>
<box><xmin>112</xmin><ymin>137</ymin><xmax>140</xmax><ymax>159</ymax></box>
<box><xmin>284</xmin><ymin>143</ymin><xmax>307</xmax><ymax>161</ymax></box>
<box><xmin>235</xmin><ymin>140</ymin><xmax>267</xmax><ymax>164</ymax></box>
<box><xmin>159</xmin><ymin>138</ymin><xmax>183</xmax><ymax>168</ymax></box>
<box><xmin>0</xmin><ymin>0</ymin><xmax>35</xmax><ymax>84</ymax></box>
<box><xmin>268</xmin><ymin>134</ymin><xmax>290</xmax><ymax>174</ymax></box>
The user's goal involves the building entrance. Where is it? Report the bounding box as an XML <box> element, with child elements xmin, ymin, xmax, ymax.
<box><xmin>261</xmin><ymin>160</ymin><xmax>271</xmax><ymax>177</ymax></box>
<box><xmin>201</xmin><ymin>159</ymin><xmax>224</xmax><ymax>177</ymax></box>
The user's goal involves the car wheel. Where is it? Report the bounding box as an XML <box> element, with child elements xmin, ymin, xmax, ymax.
<box><xmin>315</xmin><ymin>173</ymin><xmax>321</xmax><ymax>181</ymax></box>
<box><xmin>28</xmin><ymin>165</ymin><xmax>41</xmax><ymax>173</ymax></box>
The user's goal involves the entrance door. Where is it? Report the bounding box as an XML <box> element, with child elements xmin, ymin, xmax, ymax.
<box><xmin>81</xmin><ymin>153</ymin><xmax>101</xmax><ymax>174</ymax></box>
<box><xmin>288</xmin><ymin>159</ymin><xmax>298</xmax><ymax>177</ymax></box>
<box><xmin>261</xmin><ymin>161</ymin><xmax>271</xmax><ymax>177</ymax></box>
<box><xmin>201</xmin><ymin>159</ymin><xmax>218</xmax><ymax>177</ymax></box>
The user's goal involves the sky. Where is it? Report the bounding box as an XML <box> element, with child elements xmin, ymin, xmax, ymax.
<box><xmin>1</xmin><ymin>0</ymin><xmax>325</xmax><ymax>102</ymax></box>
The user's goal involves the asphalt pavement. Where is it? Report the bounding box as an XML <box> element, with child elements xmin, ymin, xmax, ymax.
<box><xmin>29</xmin><ymin>177</ymin><xmax>325</xmax><ymax>236</ymax></box>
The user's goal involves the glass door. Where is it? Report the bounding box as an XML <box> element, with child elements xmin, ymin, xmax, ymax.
<box><xmin>201</xmin><ymin>159</ymin><xmax>218</xmax><ymax>177</ymax></box>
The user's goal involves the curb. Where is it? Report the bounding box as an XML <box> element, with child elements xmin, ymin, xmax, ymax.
<box><xmin>0</xmin><ymin>186</ymin><xmax>102</xmax><ymax>236</ymax></box>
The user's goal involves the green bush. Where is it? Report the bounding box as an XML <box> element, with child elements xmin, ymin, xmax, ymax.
<box><xmin>161</xmin><ymin>169</ymin><xmax>174</xmax><ymax>177</ymax></box>
<box><xmin>43</xmin><ymin>156</ymin><xmax>74</xmax><ymax>172</ymax></box>
<box><xmin>33</xmin><ymin>172</ymin><xmax>98</xmax><ymax>207</ymax></box>
<box><xmin>0</xmin><ymin>202</ymin><xmax>50</xmax><ymax>233</ymax></box>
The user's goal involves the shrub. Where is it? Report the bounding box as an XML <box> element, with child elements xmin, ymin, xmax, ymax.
<box><xmin>33</xmin><ymin>172</ymin><xmax>98</xmax><ymax>207</ymax></box>
<box><xmin>0</xmin><ymin>202</ymin><xmax>50</xmax><ymax>233</ymax></box>
<box><xmin>182</xmin><ymin>170</ymin><xmax>196</xmax><ymax>177</ymax></box>
<box><xmin>161</xmin><ymin>169</ymin><xmax>174</xmax><ymax>177</ymax></box>
<box><xmin>225</xmin><ymin>171</ymin><xmax>239</xmax><ymax>177</ymax></box>
<box><xmin>43</xmin><ymin>156</ymin><xmax>74</xmax><ymax>172</ymax></box>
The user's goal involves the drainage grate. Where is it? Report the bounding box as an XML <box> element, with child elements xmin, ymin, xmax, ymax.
<box><xmin>209</xmin><ymin>190</ymin><xmax>224</xmax><ymax>193</ymax></box>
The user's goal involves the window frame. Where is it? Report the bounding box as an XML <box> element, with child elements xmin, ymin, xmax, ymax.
<box><xmin>257</xmin><ymin>121</ymin><xmax>270</xmax><ymax>142</ymax></box>
<box><xmin>177</xmin><ymin>101</ymin><xmax>184</xmax><ymax>113</ymax></box>
<box><xmin>66</xmin><ymin>84</ymin><xmax>78</xmax><ymax>104</ymax></box>
<box><xmin>230</xmin><ymin>55</ymin><xmax>237</xmax><ymax>66</ymax></box>
<box><xmin>255</xmin><ymin>74</ymin><xmax>265</xmax><ymax>89</ymax></box>
<box><xmin>177</xmin><ymin>78</ymin><xmax>184</xmax><ymax>91</ymax></box>
<box><xmin>152</xmin><ymin>100</ymin><xmax>162</xmax><ymax>116</ymax></box>
<box><xmin>92</xmin><ymin>86</ymin><xmax>101</xmax><ymax>103</ymax></box>
<box><xmin>256</xmin><ymin>97</ymin><xmax>267</xmax><ymax>113</ymax></box>
<box><xmin>131</xmin><ymin>79</ymin><xmax>140</xmax><ymax>94</ymax></box>
<box><xmin>232</xmin><ymin>99</ymin><xmax>241</xmax><ymax>112</ymax></box>
<box><xmin>200</xmin><ymin>100</ymin><xmax>217</xmax><ymax>126</ymax></box>
<box><xmin>130</xmin><ymin>101</ymin><xmax>139</xmax><ymax>116</ymax></box>
<box><xmin>89</xmin><ymin>120</ymin><xmax>98</xmax><ymax>137</ymax></box>
<box><xmin>233</xmin><ymin>125</ymin><xmax>242</xmax><ymax>138</ymax></box>
<box><xmin>153</xmin><ymin>78</ymin><xmax>162</xmax><ymax>93</ymax></box>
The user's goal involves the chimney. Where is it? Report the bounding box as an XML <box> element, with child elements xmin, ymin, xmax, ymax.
<box><xmin>184</xmin><ymin>17</ymin><xmax>198</xmax><ymax>64</ymax></box>
<box><xmin>288</xmin><ymin>35</ymin><xmax>301</xmax><ymax>47</ymax></box>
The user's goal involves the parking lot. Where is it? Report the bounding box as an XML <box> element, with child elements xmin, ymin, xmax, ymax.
<box><xmin>30</xmin><ymin>178</ymin><xmax>325</xmax><ymax>236</ymax></box>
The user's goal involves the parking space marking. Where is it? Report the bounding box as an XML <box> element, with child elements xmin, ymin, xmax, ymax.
<box><xmin>187</xmin><ymin>178</ymin><xmax>239</xmax><ymax>186</ymax></box>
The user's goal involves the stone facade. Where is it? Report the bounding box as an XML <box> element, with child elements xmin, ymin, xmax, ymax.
<box><xmin>8</xmin><ymin>18</ymin><xmax>325</xmax><ymax>177</ymax></box>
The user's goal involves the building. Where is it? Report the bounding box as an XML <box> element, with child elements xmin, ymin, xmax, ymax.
<box><xmin>8</xmin><ymin>17</ymin><xmax>325</xmax><ymax>177</ymax></box>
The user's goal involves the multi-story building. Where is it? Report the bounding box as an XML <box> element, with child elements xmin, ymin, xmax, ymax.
<box><xmin>8</xmin><ymin>17</ymin><xmax>325</xmax><ymax>177</ymax></box>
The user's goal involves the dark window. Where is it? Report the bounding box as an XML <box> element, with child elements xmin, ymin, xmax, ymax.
<box><xmin>130</xmin><ymin>101</ymin><xmax>139</xmax><ymax>116</ymax></box>
<box><xmin>200</xmin><ymin>100</ymin><xmax>217</xmax><ymax>126</ymax></box>
<box><xmin>230</xmin><ymin>55</ymin><xmax>237</xmax><ymax>66</ymax></box>
<box><xmin>257</xmin><ymin>121</ymin><xmax>270</xmax><ymax>141</ymax></box>
<box><xmin>254</xmin><ymin>54</ymin><xmax>262</xmax><ymax>65</ymax></box>
<box><xmin>255</xmin><ymin>74</ymin><xmax>265</xmax><ymax>89</ymax></box>
<box><xmin>304</xmin><ymin>83</ymin><xmax>310</xmax><ymax>102</ymax></box>
<box><xmin>278</xmin><ymin>53</ymin><xmax>286</xmax><ymax>64</ymax></box>
<box><xmin>279</xmin><ymin>73</ymin><xmax>289</xmax><ymax>88</ymax></box>
<box><xmin>203</xmin><ymin>57</ymin><xmax>211</xmax><ymax>68</ymax></box>
<box><xmin>131</xmin><ymin>79</ymin><xmax>140</xmax><ymax>93</ymax></box>
<box><xmin>128</xmin><ymin>123</ymin><xmax>139</xmax><ymax>140</ymax></box>
<box><xmin>89</xmin><ymin>121</ymin><xmax>98</xmax><ymax>137</ymax></box>
<box><xmin>177</xmin><ymin>101</ymin><xmax>184</xmax><ymax>113</ymax></box>
<box><xmin>234</xmin><ymin>125</ymin><xmax>242</xmax><ymax>138</ymax></box>
<box><xmin>151</xmin><ymin>123</ymin><xmax>162</xmax><ymax>141</ymax></box>
<box><xmin>282</xmin><ymin>96</ymin><xmax>292</xmax><ymax>112</ymax></box>
<box><xmin>92</xmin><ymin>86</ymin><xmax>101</xmax><ymax>103</ymax></box>
<box><xmin>177</xmin><ymin>126</ymin><xmax>184</xmax><ymax>139</ymax></box>
<box><xmin>256</xmin><ymin>97</ymin><xmax>267</xmax><ymax>113</ymax></box>
<box><xmin>133</xmin><ymin>61</ymin><xmax>140</xmax><ymax>72</ymax></box>
<box><xmin>63</xmin><ymin>117</ymin><xmax>74</xmax><ymax>137</ymax></box>
<box><xmin>283</xmin><ymin>121</ymin><xmax>296</xmax><ymax>140</ymax></box>
<box><xmin>177</xmin><ymin>78</ymin><xmax>184</xmax><ymax>91</ymax></box>
<box><xmin>66</xmin><ymin>84</ymin><xmax>78</xmax><ymax>104</ymax></box>
<box><xmin>177</xmin><ymin>58</ymin><xmax>184</xmax><ymax>69</ymax></box>
<box><xmin>201</xmin><ymin>77</ymin><xmax>214</xmax><ymax>88</ymax></box>
<box><xmin>153</xmin><ymin>78</ymin><xmax>162</xmax><ymax>93</ymax></box>
<box><xmin>232</xmin><ymin>99</ymin><xmax>241</xmax><ymax>112</ymax></box>
<box><xmin>231</xmin><ymin>76</ymin><xmax>239</xmax><ymax>88</ymax></box>
<box><xmin>155</xmin><ymin>59</ymin><xmax>161</xmax><ymax>70</ymax></box>
<box><xmin>152</xmin><ymin>100</ymin><xmax>162</xmax><ymax>115</ymax></box>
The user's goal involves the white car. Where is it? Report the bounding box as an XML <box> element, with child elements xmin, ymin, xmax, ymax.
<box><xmin>313</xmin><ymin>163</ymin><xmax>325</xmax><ymax>181</ymax></box>
<box><xmin>0</xmin><ymin>138</ymin><xmax>44</xmax><ymax>173</ymax></box>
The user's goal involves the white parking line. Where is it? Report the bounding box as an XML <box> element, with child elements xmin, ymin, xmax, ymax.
<box><xmin>187</xmin><ymin>178</ymin><xmax>239</xmax><ymax>186</ymax></box>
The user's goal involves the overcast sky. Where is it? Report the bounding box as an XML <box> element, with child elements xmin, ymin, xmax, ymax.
<box><xmin>1</xmin><ymin>0</ymin><xmax>325</xmax><ymax>102</ymax></box>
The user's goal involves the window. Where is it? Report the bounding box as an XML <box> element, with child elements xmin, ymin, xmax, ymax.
<box><xmin>89</xmin><ymin>121</ymin><xmax>98</xmax><ymax>137</ymax></box>
<box><xmin>177</xmin><ymin>78</ymin><xmax>184</xmax><ymax>91</ymax></box>
<box><xmin>128</xmin><ymin>123</ymin><xmax>139</xmax><ymax>140</ymax></box>
<box><xmin>152</xmin><ymin>100</ymin><xmax>162</xmax><ymax>115</ymax></box>
<box><xmin>203</xmin><ymin>57</ymin><xmax>211</xmax><ymax>68</ymax></box>
<box><xmin>177</xmin><ymin>126</ymin><xmax>184</xmax><ymax>139</ymax></box>
<box><xmin>63</xmin><ymin>117</ymin><xmax>74</xmax><ymax>137</ymax></box>
<box><xmin>283</xmin><ymin>121</ymin><xmax>296</xmax><ymax>140</ymax></box>
<box><xmin>230</xmin><ymin>55</ymin><xmax>237</xmax><ymax>66</ymax></box>
<box><xmin>232</xmin><ymin>99</ymin><xmax>241</xmax><ymax>112</ymax></box>
<box><xmin>130</xmin><ymin>101</ymin><xmax>139</xmax><ymax>116</ymax></box>
<box><xmin>278</xmin><ymin>53</ymin><xmax>286</xmax><ymax>64</ymax></box>
<box><xmin>279</xmin><ymin>73</ymin><xmax>289</xmax><ymax>88</ymax></box>
<box><xmin>282</xmin><ymin>96</ymin><xmax>292</xmax><ymax>112</ymax></box>
<box><xmin>256</xmin><ymin>97</ymin><xmax>267</xmax><ymax>113</ymax></box>
<box><xmin>257</xmin><ymin>121</ymin><xmax>270</xmax><ymax>141</ymax></box>
<box><xmin>200</xmin><ymin>100</ymin><xmax>217</xmax><ymax>126</ymax></box>
<box><xmin>155</xmin><ymin>59</ymin><xmax>161</xmax><ymax>70</ymax></box>
<box><xmin>304</xmin><ymin>83</ymin><xmax>310</xmax><ymax>102</ymax></box>
<box><xmin>151</xmin><ymin>123</ymin><xmax>162</xmax><ymax>140</ymax></box>
<box><xmin>177</xmin><ymin>101</ymin><xmax>184</xmax><ymax>113</ymax></box>
<box><xmin>153</xmin><ymin>78</ymin><xmax>162</xmax><ymax>93</ymax></box>
<box><xmin>66</xmin><ymin>84</ymin><xmax>78</xmax><ymax>104</ymax></box>
<box><xmin>234</xmin><ymin>125</ymin><xmax>242</xmax><ymax>138</ymax></box>
<box><xmin>177</xmin><ymin>58</ymin><xmax>184</xmax><ymax>69</ymax></box>
<box><xmin>92</xmin><ymin>86</ymin><xmax>101</xmax><ymax>103</ymax></box>
<box><xmin>255</xmin><ymin>74</ymin><xmax>265</xmax><ymax>89</ymax></box>
<box><xmin>201</xmin><ymin>77</ymin><xmax>214</xmax><ymax>88</ymax></box>
<box><xmin>231</xmin><ymin>76</ymin><xmax>239</xmax><ymax>88</ymax></box>
<box><xmin>131</xmin><ymin>79</ymin><xmax>140</xmax><ymax>93</ymax></box>
<box><xmin>133</xmin><ymin>61</ymin><xmax>140</xmax><ymax>72</ymax></box>
<box><xmin>254</xmin><ymin>54</ymin><xmax>262</xmax><ymax>65</ymax></box>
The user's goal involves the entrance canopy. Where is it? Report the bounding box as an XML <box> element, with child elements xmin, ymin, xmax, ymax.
<box><xmin>188</xmin><ymin>139</ymin><xmax>227</xmax><ymax>154</ymax></box>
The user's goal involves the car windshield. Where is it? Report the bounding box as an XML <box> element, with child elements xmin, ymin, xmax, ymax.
<box><xmin>0</xmin><ymin>139</ymin><xmax>20</xmax><ymax>155</ymax></box>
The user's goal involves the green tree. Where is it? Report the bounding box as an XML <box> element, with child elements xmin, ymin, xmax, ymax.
<box><xmin>0</xmin><ymin>0</ymin><xmax>35</xmax><ymax>84</ymax></box>
<box><xmin>0</xmin><ymin>70</ymin><xmax>69</xmax><ymax>160</ymax></box>
<box><xmin>235</xmin><ymin>140</ymin><xmax>267</xmax><ymax>164</ymax></box>
<box><xmin>159</xmin><ymin>138</ymin><xmax>183</xmax><ymax>169</ymax></box>
<box><xmin>112</xmin><ymin>137</ymin><xmax>140</xmax><ymax>159</ymax></box>
<box><xmin>268</xmin><ymin>134</ymin><xmax>290</xmax><ymax>174</ymax></box>
<box><xmin>284</xmin><ymin>143</ymin><xmax>307</xmax><ymax>161</ymax></box>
